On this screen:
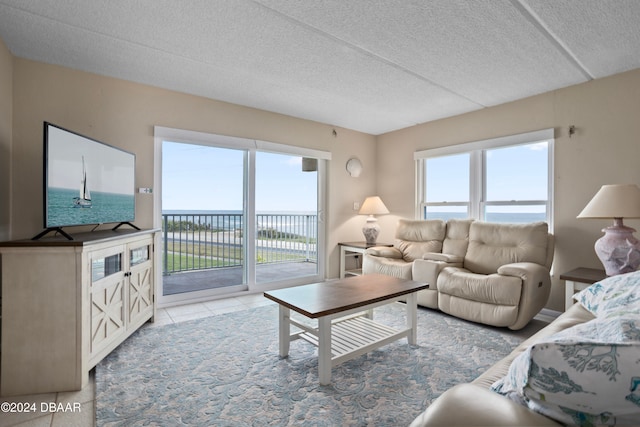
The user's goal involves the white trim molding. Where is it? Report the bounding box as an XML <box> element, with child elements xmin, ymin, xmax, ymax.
<box><xmin>414</xmin><ymin>128</ymin><xmax>554</xmax><ymax>160</ymax></box>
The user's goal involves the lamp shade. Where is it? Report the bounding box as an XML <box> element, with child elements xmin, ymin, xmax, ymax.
<box><xmin>358</xmin><ymin>196</ymin><xmax>389</xmax><ymax>215</ymax></box>
<box><xmin>577</xmin><ymin>184</ymin><xmax>640</xmax><ymax>219</ymax></box>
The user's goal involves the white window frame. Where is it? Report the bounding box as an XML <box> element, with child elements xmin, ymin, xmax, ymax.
<box><xmin>414</xmin><ymin>129</ymin><xmax>554</xmax><ymax>229</ymax></box>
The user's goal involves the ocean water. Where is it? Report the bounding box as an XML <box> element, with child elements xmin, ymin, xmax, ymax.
<box><xmin>162</xmin><ymin>210</ymin><xmax>546</xmax><ymax>235</ymax></box>
<box><xmin>47</xmin><ymin>187</ymin><xmax>135</xmax><ymax>227</ymax></box>
<box><xmin>162</xmin><ymin>210</ymin><xmax>317</xmax><ymax>234</ymax></box>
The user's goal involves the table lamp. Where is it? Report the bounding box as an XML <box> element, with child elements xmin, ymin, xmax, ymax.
<box><xmin>577</xmin><ymin>184</ymin><xmax>640</xmax><ymax>276</ymax></box>
<box><xmin>358</xmin><ymin>196</ymin><xmax>389</xmax><ymax>245</ymax></box>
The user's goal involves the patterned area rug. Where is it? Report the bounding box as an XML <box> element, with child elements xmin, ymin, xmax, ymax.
<box><xmin>95</xmin><ymin>303</ymin><xmax>543</xmax><ymax>426</ymax></box>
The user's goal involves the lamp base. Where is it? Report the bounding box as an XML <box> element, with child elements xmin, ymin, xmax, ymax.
<box><xmin>362</xmin><ymin>216</ymin><xmax>380</xmax><ymax>246</ymax></box>
<box><xmin>595</xmin><ymin>218</ymin><xmax>640</xmax><ymax>276</ymax></box>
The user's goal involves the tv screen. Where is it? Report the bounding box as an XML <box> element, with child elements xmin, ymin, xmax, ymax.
<box><xmin>43</xmin><ymin>122</ymin><xmax>136</xmax><ymax>229</ymax></box>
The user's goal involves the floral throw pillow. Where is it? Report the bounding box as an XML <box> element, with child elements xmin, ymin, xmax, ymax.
<box><xmin>575</xmin><ymin>271</ymin><xmax>640</xmax><ymax>318</ymax></box>
<box><xmin>491</xmin><ymin>317</ymin><xmax>640</xmax><ymax>426</ymax></box>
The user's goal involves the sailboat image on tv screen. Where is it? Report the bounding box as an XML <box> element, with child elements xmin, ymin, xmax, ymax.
<box><xmin>72</xmin><ymin>156</ymin><xmax>92</xmax><ymax>208</ymax></box>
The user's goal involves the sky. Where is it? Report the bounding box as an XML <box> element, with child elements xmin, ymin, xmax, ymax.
<box><xmin>426</xmin><ymin>142</ymin><xmax>548</xmax><ymax>212</ymax></box>
<box><xmin>162</xmin><ymin>141</ymin><xmax>318</xmax><ymax>212</ymax></box>
<box><xmin>162</xmin><ymin>140</ymin><xmax>548</xmax><ymax>214</ymax></box>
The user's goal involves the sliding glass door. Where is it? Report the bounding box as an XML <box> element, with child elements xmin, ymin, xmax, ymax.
<box><xmin>161</xmin><ymin>142</ymin><xmax>247</xmax><ymax>298</ymax></box>
<box><xmin>154</xmin><ymin>128</ymin><xmax>326</xmax><ymax>306</ymax></box>
<box><xmin>255</xmin><ymin>151</ymin><xmax>318</xmax><ymax>283</ymax></box>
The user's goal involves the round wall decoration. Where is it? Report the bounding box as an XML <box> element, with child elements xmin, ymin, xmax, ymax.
<box><xmin>346</xmin><ymin>157</ymin><xmax>363</xmax><ymax>177</ymax></box>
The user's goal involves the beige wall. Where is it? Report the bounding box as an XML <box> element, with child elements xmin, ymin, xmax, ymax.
<box><xmin>0</xmin><ymin>39</ymin><xmax>11</xmax><ymax>242</ymax></box>
<box><xmin>7</xmin><ymin>43</ymin><xmax>640</xmax><ymax>309</ymax></box>
<box><xmin>9</xmin><ymin>58</ymin><xmax>377</xmax><ymax>278</ymax></box>
<box><xmin>377</xmin><ymin>68</ymin><xmax>640</xmax><ymax>311</ymax></box>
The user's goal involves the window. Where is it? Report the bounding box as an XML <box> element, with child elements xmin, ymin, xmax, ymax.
<box><xmin>416</xmin><ymin>129</ymin><xmax>553</xmax><ymax>226</ymax></box>
<box><xmin>424</xmin><ymin>153</ymin><xmax>470</xmax><ymax>220</ymax></box>
<box><xmin>484</xmin><ymin>142</ymin><xmax>549</xmax><ymax>223</ymax></box>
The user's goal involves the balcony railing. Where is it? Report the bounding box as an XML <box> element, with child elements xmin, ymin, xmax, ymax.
<box><xmin>162</xmin><ymin>212</ymin><xmax>318</xmax><ymax>274</ymax></box>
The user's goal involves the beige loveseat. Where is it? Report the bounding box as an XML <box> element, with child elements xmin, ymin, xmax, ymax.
<box><xmin>363</xmin><ymin>219</ymin><xmax>554</xmax><ymax>330</ymax></box>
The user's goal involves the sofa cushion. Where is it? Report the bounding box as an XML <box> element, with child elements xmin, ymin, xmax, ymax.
<box><xmin>365</xmin><ymin>246</ymin><xmax>403</xmax><ymax>259</ymax></box>
<box><xmin>394</xmin><ymin>219</ymin><xmax>445</xmax><ymax>262</ymax></box>
<box><xmin>409</xmin><ymin>384</ymin><xmax>563</xmax><ymax>427</ymax></box>
<box><xmin>361</xmin><ymin>256</ymin><xmax>413</xmax><ymax>280</ymax></box>
<box><xmin>465</xmin><ymin>222</ymin><xmax>549</xmax><ymax>275</ymax></box>
<box><xmin>441</xmin><ymin>219</ymin><xmax>473</xmax><ymax>257</ymax></box>
<box><xmin>491</xmin><ymin>317</ymin><xmax>640</xmax><ymax>426</ymax></box>
<box><xmin>473</xmin><ymin>303</ymin><xmax>595</xmax><ymax>389</ymax></box>
<box><xmin>575</xmin><ymin>270</ymin><xmax>640</xmax><ymax>319</ymax></box>
<box><xmin>437</xmin><ymin>267</ymin><xmax>522</xmax><ymax>306</ymax></box>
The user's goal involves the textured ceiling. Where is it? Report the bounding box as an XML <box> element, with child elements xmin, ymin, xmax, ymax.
<box><xmin>1</xmin><ymin>0</ymin><xmax>639</xmax><ymax>135</ymax></box>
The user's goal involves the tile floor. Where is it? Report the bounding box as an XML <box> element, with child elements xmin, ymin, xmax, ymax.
<box><xmin>0</xmin><ymin>293</ymin><xmax>276</xmax><ymax>427</ymax></box>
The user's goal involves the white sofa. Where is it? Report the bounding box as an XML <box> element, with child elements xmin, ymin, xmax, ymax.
<box><xmin>363</xmin><ymin>218</ymin><xmax>554</xmax><ymax>330</ymax></box>
<box><xmin>411</xmin><ymin>270</ymin><xmax>640</xmax><ymax>426</ymax></box>
<box><xmin>410</xmin><ymin>302</ymin><xmax>590</xmax><ymax>427</ymax></box>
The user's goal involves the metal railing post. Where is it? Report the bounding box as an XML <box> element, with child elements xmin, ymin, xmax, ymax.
<box><xmin>304</xmin><ymin>215</ymin><xmax>311</xmax><ymax>262</ymax></box>
<box><xmin>163</xmin><ymin>214</ymin><xmax>168</xmax><ymax>274</ymax></box>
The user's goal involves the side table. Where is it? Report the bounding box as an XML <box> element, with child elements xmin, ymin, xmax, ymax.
<box><xmin>559</xmin><ymin>267</ymin><xmax>607</xmax><ymax>310</ymax></box>
<box><xmin>338</xmin><ymin>241</ymin><xmax>392</xmax><ymax>278</ymax></box>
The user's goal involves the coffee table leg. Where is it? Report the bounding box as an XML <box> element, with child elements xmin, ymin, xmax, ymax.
<box><xmin>406</xmin><ymin>292</ymin><xmax>418</xmax><ymax>345</ymax></box>
<box><xmin>318</xmin><ymin>317</ymin><xmax>332</xmax><ymax>385</ymax></box>
<box><xmin>279</xmin><ymin>305</ymin><xmax>290</xmax><ymax>357</ymax></box>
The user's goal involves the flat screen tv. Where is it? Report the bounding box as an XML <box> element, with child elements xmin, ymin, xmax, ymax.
<box><xmin>35</xmin><ymin>122</ymin><xmax>137</xmax><ymax>240</ymax></box>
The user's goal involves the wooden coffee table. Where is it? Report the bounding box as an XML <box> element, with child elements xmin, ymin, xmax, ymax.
<box><xmin>263</xmin><ymin>274</ymin><xmax>429</xmax><ymax>385</ymax></box>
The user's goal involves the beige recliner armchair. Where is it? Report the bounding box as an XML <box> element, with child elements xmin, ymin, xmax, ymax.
<box><xmin>428</xmin><ymin>221</ymin><xmax>554</xmax><ymax>330</ymax></box>
<box><xmin>364</xmin><ymin>219</ymin><xmax>554</xmax><ymax>330</ymax></box>
<box><xmin>362</xmin><ymin>218</ymin><xmax>448</xmax><ymax>307</ymax></box>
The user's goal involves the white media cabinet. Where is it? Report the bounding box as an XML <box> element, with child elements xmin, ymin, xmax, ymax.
<box><xmin>0</xmin><ymin>228</ymin><xmax>157</xmax><ymax>396</ymax></box>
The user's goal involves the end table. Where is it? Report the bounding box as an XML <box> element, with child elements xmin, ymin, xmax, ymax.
<box><xmin>560</xmin><ymin>267</ymin><xmax>607</xmax><ymax>310</ymax></box>
<box><xmin>338</xmin><ymin>241</ymin><xmax>392</xmax><ymax>278</ymax></box>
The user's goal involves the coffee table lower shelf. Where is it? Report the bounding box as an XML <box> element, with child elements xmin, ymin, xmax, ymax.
<box><xmin>292</xmin><ymin>312</ymin><xmax>411</xmax><ymax>367</ymax></box>
<box><xmin>276</xmin><ymin>293</ymin><xmax>418</xmax><ymax>385</ymax></box>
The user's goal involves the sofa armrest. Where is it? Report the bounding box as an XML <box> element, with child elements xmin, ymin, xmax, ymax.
<box><xmin>422</xmin><ymin>252</ymin><xmax>464</xmax><ymax>263</ymax></box>
<box><xmin>412</xmin><ymin>258</ymin><xmax>463</xmax><ymax>288</ymax></box>
<box><xmin>409</xmin><ymin>384</ymin><xmax>561</xmax><ymax>427</ymax></box>
<box><xmin>365</xmin><ymin>246</ymin><xmax>403</xmax><ymax>259</ymax></box>
<box><xmin>497</xmin><ymin>262</ymin><xmax>552</xmax><ymax>330</ymax></box>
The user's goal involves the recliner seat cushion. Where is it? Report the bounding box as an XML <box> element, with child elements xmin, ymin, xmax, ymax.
<box><xmin>437</xmin><ymin>267</ymin><xmax>522</xmax><ymax>306</ymax></box>
<box><xmin>465</xmin><ymin>222</ymin><xmax>549</xmax><ymax>275</ymax></box>
<box><xmin>438</xmin><ymin>294</ymin><xmax>519</xmax><ymax>328</ymax></box>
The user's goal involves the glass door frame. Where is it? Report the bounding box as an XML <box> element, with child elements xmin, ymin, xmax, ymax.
<box><xmin>153</xmin><ymin>126</ymin><xmax>329</xmax><ymax>307</ymax></box>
